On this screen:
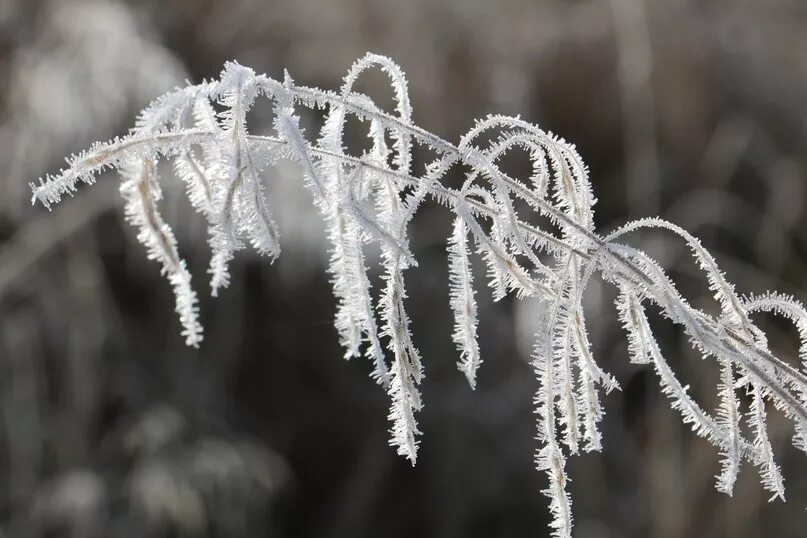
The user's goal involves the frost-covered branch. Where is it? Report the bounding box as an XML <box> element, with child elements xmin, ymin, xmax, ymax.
<box><xmin>31</xmin><ymin>54</ymin><xmax>807</xmax><ymax>537</ymax></box>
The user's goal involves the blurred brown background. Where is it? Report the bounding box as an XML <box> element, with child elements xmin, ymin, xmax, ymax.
<box><xmin>1</xmin><ymin>0</ymin><xmax>807</xmax><ymax>536</ymax></box>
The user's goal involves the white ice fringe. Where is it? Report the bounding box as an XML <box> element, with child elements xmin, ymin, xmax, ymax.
<box><xmin>31</xmin><ymin>53</ymin><xmax>807</xmax><ymax>538</ymax></box>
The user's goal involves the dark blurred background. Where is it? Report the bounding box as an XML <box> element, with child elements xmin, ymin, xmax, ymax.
<box><xmin>1</xmin><ymin>0</ymin><xmax>807</xmax><ymax>536</ymax></box>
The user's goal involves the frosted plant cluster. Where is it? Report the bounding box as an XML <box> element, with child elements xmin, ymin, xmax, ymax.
<box><xmin>31</xmin><ymin>54</ymin><xmax>807</xmax><ymax>536</ymax></box>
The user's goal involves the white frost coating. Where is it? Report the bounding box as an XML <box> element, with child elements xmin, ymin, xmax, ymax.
<box><xmin>448</xmin><ymin>210</ymin><xmax>481</xmax><ymax>388</ymax></box>
<box><xmin>31</xmin><ymin>54</ymin><xmax>807</xmax><ymax>538</ymax></box>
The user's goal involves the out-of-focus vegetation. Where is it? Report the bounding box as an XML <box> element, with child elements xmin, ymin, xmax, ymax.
<box><xmin>1</xmin><ymin>1</ymin><xmax>806</xmax><ymax>536</ymax></box>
